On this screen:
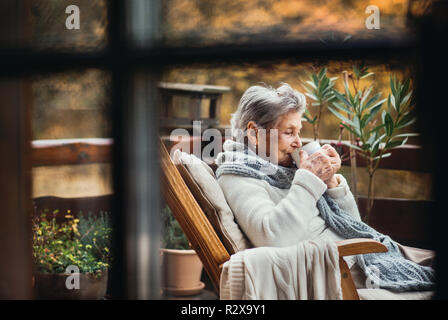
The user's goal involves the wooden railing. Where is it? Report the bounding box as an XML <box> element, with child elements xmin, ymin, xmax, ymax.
<box><xmin>31</xmin><ymin>138</ymin><xmax>113</xmax><ymax>167</ymax></box>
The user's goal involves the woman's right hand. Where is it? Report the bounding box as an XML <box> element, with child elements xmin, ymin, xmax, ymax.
<box><xmin>298</xmin><ymin>149</ymin><xmax>334</xmax><ymax>183</ymax></box>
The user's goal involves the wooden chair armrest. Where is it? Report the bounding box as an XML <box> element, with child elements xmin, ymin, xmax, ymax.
<box><xmin>336</xmin><ymin>238</ymin><xmax>388</xmax><ymax>257</ymax></box>
<box><xmin>335</xmin><ymin>239</ymin><xmax>387</xmax><ymax>300</ymax></box>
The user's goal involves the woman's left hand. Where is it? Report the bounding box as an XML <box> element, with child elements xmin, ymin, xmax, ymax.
<box><xmin>321</xmin><ymin>144</ymin><xmax>342</xmax><ymax>188</ymax></box>
<box><xmin>321</xmin><ymin>144</ymin><xmax>342</xmax><ymax>173</ymax></box>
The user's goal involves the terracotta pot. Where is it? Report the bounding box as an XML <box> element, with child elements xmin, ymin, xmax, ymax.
<box><xmin>160</xmin><ymin>248</ymin><xmax>204</xmax><ymax>296</ymax></box>
<box><xmin>34</xmin><ymin>269</ymin><xmax>108</xmax><ymax>300</ymax></box>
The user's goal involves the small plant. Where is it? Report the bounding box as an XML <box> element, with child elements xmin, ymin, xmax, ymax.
<box><xmin>329</xmin><ymin>63</ymin><xmax>418</xmax><ymax>223</ymax></box>
<box><xmin>302</xmin><ymin>67</ymin><xmax>338</xmax><ymax>140</ymax></box>
<box><xmin>32</xmin><ymin>210</ymin><xmax>112</xmax><ymax>277</ymax></box>
<box><xmin>161</xmin><ymin>205</ymin><xmax>190</xmax><ymax>250</ymax></box>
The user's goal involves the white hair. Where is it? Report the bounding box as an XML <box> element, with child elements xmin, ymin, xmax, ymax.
<box><xmin>230</xmin><ymin>83</ymin><xmax>307</xmax><ymax>137</ymax></box>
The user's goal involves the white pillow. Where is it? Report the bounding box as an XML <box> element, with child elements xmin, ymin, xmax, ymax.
<box><xmin>173</xmin><ymin>150</ymin><xmax>252</xmax><ymax>253</ymax></box>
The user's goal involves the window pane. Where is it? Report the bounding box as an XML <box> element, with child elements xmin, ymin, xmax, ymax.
<box><xmin>30</xmin><ymin>0</ymin><xmax>108</xmax><ymax>52</ymax></box>
<box><xmin>30</xmin><ymin>69</ymin><xmax>114</xmax><ymax>299</ymax></box>
<box><xmin>32</xmin><ymin>69</ymin><xmax>111</xmax><ymax>139</ymax></box>
<box><xmin>160</xmin><ymin>0</ymin><xmax>432</xmax><ymax>47</ymax></box>
<box><xmin>0</xmin><ymin>0</ymin><xmax>109</xmax><ymax>51</ymax></box>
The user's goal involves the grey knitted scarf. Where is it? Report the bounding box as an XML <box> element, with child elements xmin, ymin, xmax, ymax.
<box><xmin>215</xmin><ymin>139</ymin><xmax>435</xmax><ymax>292</ymax></box>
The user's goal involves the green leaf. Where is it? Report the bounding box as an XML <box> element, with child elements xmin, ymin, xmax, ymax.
<box><xmin>353</xmin><ymin>115</ymin><xmax>361</xmax><ymax>136</ymax></box>
<box><xmin>373</xmin><ymin>152</ymin><xmax>392</xmax><ymax>161</ymax></box>
<box><xmin>319</xmin><ymin>79</ymin><xmax>329</xmax><ymax>96</ymax></box>
<box><xmin>305</xmin><ymin>80</ymin><xmax>317</xmax><ymax>90</ymax></box>
<box><xmin>353</xmin><ymin>64</ymin><xmax>360</xmax><ymax>78</ymax></box>
<box><xmin>401</xmin><ymin>136</ymin><xmax>409</xmax><ymax>146</ymax></box>
<box><xmin>387</xmin><ymin>94</ymin><xmax>391</xmax><ymax>114</ymax></box>
<box><xmin>366</xmin><ymin>131</ymin><xmax>377</xmax><ymax>146</ymax></box>
<box><xmin>343</xmin><ymin>142</ymin><xmax>363</xmax><ymax>151</ymax></box>
<box><xmin>312</xmin><ymin>74</ymin><xmax>319</xmax><ymax>87</ymax></box>
<box><xmin>342</xmin><ymin>80</ymin><xmax>354</xmax><ymax>105</ymax></box>
<box><xmin>331</xmin><ymin>101</ymin><xmax>353</xmax><ymax>114</ymax></box>
<box><xmin>397</xmin><ymin>113</ymin><xmax>416</xmax><ymax>128</ymax></box>
<box><xmin>303</xmin><ymin>110</ymin><xmax>316</xmax><ymax>124</ymax></box>
<box><xmin>303</xmin><ymin>113</ymin><xmax>312</xmax><ymax>123</ymax></box>
<box><xmin>360</xmin><ymin>86</ymin><xmax>373</xmax><ymax>109</ymax></box>
<box><xmin>390</xmin><ymin>94</ymin><xmax>396</xmax><ymax>112</ymax></box>
<box><xmin>401</xmin><ymin>78</ymin><xmax>410</xmax><ymax>96</ymax></box>
<box><xmin>333</xmin><ymin>90</ymin><xmax>352</xmax><ymax>107</ymax></box>
<box><xmin>364</xmin><ymin>104</ymin><xmax>382</xmax><ymax>125</ymax></box>
<box><xmin>390</xmin><ymin>75</ymin><xmax>397</xmax><ymax>97</ymax></box>
<box><xmin>372</xmin><ymin>133</ymin><xmax>386</xmax><ymax>149</ymax></box>
<box><xmin>392</xmin><ymin>133</ymin><xmax>420</xmax><ymax>139</ymax></box>
<box><xmin>367</xmin><ymin>97</ymin><xmax>387</xmax><ymax>112</ymax></box>
<box><xmin>305</xmin><ymin>92</ymin><xmax>319</xmax><ymax>101</ymax></box>
<box><xmin>361</xmin><ymin>143</ymin><xmax>371</xmax><ymax>150</ymax></box>
<box><xmin>401</xmin><ymin>91</ymin><xmax>412</xmax><ymax>107</ymax></box>
<box><xmin>363</xmin><ymin>92</ymin><xmax>381</xmax><ymax>110</ymax></box>
<box><xmin>385</xmin><ymin>140</ymin><xmax>403</xmax><ymax>149</ymax></box>
<box><xmin>353</xmin><ymin>91</ymin><xmax>361</xmax><ymax>110</ymax></box>
<box><xmin>341</xmin><ymin>122</ymin><xmax>359</xmax><ymax>137</ymax></box>
<box><xmin>328</xmin><ymin>106</ymin><xmax>355</xmax><ymax>127</ymax></box>
<box><xmin>369</xmin><ymin>123</ymin><xmax>385</xmax><ymax>135</ymax></box>
<box><xmin>384</xmin><ymin>113</ymin><xmax>394</xmax><ymax>136</ymax></box>
<box><xmin>318</xmin><ymin>68</ymin><xmax>327</xmax><ymax>80</ymax></box>
<box><xmin>371</xmin><ymin>134</ymin><xmax>386</xmax><ymax>156</ymax></box>
<box><xmin>322</xmin><ymin>83</ymin><xmax>336</xmax><ymax>97</ymax></box>
<box><xmin>304</xmin><ymin>85</ymin><xmax>315</xmax><ymax>94</ymax></box>
<box><xmin>360</xmin><ymin>72</ymin><xmax>374</xmax><ymax>79</ymax></box>
<box><xmin>324</xmin><ymin>94</ymin><xmax>337</xmax><ymax>103</ymax></box>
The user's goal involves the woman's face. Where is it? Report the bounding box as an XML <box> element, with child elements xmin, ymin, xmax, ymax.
<box><xmin>254</xmin><ymin>110</ymin><xmax>303</xmax><ymax>167</ymax></box>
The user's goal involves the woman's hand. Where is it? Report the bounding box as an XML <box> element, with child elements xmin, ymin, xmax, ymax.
<box><xmin>298</xmin><ymin>149</ymin><xmax>334</xmax><ymax>183</ymax></box>
<box><xmin>321</xmin><ymin>144</ymin><xmax>341</xmax><ymax>174</ymax></box>
<box><xmin>299</xmin><ymin>144</ymin><xmax>342</xmax><ymax>187</ymax></box>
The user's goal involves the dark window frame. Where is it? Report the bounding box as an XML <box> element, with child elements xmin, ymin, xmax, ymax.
<box><xmin>1</xmin><ymin>0</ymin><xmax>447</xmax><ymax>299</ymax></box>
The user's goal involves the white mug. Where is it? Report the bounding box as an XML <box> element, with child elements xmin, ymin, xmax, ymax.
<box><xmin>291</xmin><ymin>141</ymin><xmax>321</xmax><ymax>168</ymax></box>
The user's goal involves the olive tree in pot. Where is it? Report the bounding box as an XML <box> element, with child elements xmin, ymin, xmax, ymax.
<box><xmin>32</xmin><ymin>211</ymin><xmax>112</xmax><ymax>300</ymax></box>
<box><xmin>160</xmin><ymin>205</ymin><xmax>204</xmax><ymax>296</ymax></box>
<box><xmin>328</xmin><ymin>64</ymin><xmax>418</xmax><ymax>224</ymax></box>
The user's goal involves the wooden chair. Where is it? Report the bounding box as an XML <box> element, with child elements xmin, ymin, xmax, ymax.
<box><xmin>159</xmin><ymin>139</ymin><xmax>388</xmax><ymax>300</ymax></box>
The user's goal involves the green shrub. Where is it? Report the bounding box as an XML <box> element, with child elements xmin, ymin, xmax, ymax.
<box><xmin>32</xmin><ymin>210</ymin><xmax>112</xmax><ymax>277</ymax></box>
<box><xmin>161</xmin><ymin>205</ymin><xmax>190</xmax><ymax>250</ymax></box>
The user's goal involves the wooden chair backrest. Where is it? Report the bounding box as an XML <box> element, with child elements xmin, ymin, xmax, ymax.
<box><xmin>159</xmin><ymin>138</ymin><xmax>230</xmax><ymax>292</ymax></box>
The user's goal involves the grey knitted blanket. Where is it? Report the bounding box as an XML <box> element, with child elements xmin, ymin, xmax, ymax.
<box><xmin>215</xmin><ymin>139</ymin><xmax>435</xmax><ymax>292</ymax></box>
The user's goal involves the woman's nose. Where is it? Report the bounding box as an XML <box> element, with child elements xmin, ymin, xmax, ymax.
<box><xmin>292</xmin><ymin>135</ymin><xmax>302</xmax><ymax>148</ymax></box>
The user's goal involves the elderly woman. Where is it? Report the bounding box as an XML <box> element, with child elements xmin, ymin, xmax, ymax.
<box><xmin>215</xmin><ymin>83</ymin><xmax>434</xmax><ymax>293</ymax></box>
<box><xmin>216</xmin><ymin>83</ymin><xmax>357</xmax><ymax>248</ymax></box>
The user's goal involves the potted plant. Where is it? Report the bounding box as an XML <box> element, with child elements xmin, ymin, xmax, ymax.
<box><xmin>32</xmin><ymin>210</ymin><xmax>112</xmax><ymax>300</ymax></box>
<box><xmin>160</xmin><ymin>205</ymin><xmax>204</xmax><ymax>296</ymax></box>
<box><xmin>328</xmin><ymin>64</ymin><xmax>418</xmax><ymax>223</ymax></box>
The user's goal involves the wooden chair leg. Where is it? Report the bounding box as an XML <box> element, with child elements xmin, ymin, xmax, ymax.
<box><xmin>339</xmin><ymin>257</ymin><xmax>360</xmax><ymax>300</ymax></box>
